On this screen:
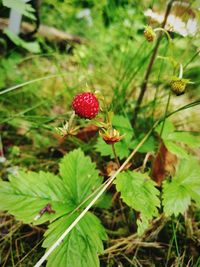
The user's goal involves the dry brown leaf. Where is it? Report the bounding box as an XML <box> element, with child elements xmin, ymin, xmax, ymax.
<box><xmin>151</xmin><ymin>140</ymin><xmax>178</xmax><ymax>186</ymax></box>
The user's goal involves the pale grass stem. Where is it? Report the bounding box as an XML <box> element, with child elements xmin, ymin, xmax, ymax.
<box><xmin>0</xmin><ymin>73</ymin><xmax>67</xmax><ymax>95</ymax></box>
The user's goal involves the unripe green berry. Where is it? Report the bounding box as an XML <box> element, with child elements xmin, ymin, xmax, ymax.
<box><xmin>170</xmin><ymin>77</ymin><xmax>189</xmax><ymax>95</ymax></box>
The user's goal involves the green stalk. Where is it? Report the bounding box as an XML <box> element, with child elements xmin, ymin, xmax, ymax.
<box><xmin>160</xmin><ymin>90</ymin><xmax>172</xmax><ymax>137</ymax></box>
<box><xmin>111</xmin><ymin>143</ymin><xmax>120</xmax><ymax>168</ymax></box>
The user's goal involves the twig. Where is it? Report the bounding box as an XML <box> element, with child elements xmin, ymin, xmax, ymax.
<box><xmin>132</xmin><ymin>0</ymin><xmax>175</xmax><ymax>126</ymax></box>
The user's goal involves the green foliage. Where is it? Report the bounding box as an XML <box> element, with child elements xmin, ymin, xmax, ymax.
<box><xmin>2</xmin><ymin>0</ymin><xmax>36</xmax><ymax>20</ymax></box>
<box><xmin>164</xmin><ymin>140</ymin><xmax>189</xmax><ymax>159</ymax></box>
<box><xmin>130</xmin><ymin>135</ymin><xmax>156</xmax><ymax>153</ymax></box>
<box><xmin>112</xmin><ymin>115</ymin><xmax>133</xmax><ymax>138</ymax></box>
<box><xmin>156</xmin><ymin>120</ymin><xmax>200</xmax><ymax>158</ymax></box>
<box><xmin>43</xmin><ymin>212</ymin><xmax>107</xmax><ymax>267</ymax></box>
<box><xmin>95</xmin><ymin>135</ymin><xmax>132</xmax><ymax>160</ymax></box>
<box><xmin>115</xmin><ymin>171</ymin><xmax>160</xmax><ymax>235</ymax></box>
<box><xmin>95</xmin><ymin>115</ymin><xmax>156</xmax><ymax>159</ymax></box>
<box><xmin>3</xmin><ymin>29</ymin><xmax>41</xmax><ymax>53</ymax></box>
<box><xmin>95</xmin><ymin>115</ymin><xmax>134</xmax><ymax>159</ymax></box>
<box><xmin>59</xmin><ymin>149</ymin><xmax>102</xmax><ymax>205</ymax></box>
<box><xmin>162</xmin><ymin>158</ymin><xmax>200</xmax><ymax>216</ymax></box>
<box><xmin>0</xmin><ymin>1</ymin><xmax>200</xmax><ymax>265</ymax></box>
<box><xmin>0</xmin><ymin>149</ymin><xmax>107</xmax><ymax>267</ymax></box>
<box><xmin>167</xmin><ymin>131</ymin><xmax>200</xmax><ymax>148</ymax></box>
<box><xmin>0</xmin><ymin>171</ymin><xmax>73</xmax><ymax>225</ymax></box>
<box><xmin>95</xmin><ymin>193</ymin><xmax>112</xmax><ymax>209</ymax></box>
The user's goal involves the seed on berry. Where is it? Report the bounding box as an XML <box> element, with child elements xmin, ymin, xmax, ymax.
<box><xmin>72</xmin><ymin>92</ymin><xmax>99</xmax><ymax>119</ymax></box>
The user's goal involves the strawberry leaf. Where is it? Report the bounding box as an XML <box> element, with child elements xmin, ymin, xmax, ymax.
<box><xmin>115</xmin><ymin>171</ymin><xmax>160</xmax><ymax>234</ymax></box>
<box><xmin>0</xmin><ymin>149</ymin><xmax>107</xmax><ymax>266</ymax></box>
<box><xmin>156</xmin><ymin>119</ymin><xmax>199</xmax><ymax>159</ymax></box>
<box><xmin>164</xmin><ymin>140</ymin><xmax>189</xmax><ymax>159</ymax></box>
<box><xmin>162</xmin><ymin>158</ymin><xmax>200</xmax><ymax>216</ymax></box>
<box><xmin>0</xmin><ymin>171</ymin><xmax>73</xmax><ymax>225</ymax></box>
<box><xmin>43</xmin><ymin>212</ymin><xmax>107</xmax><ymax>267</ymax></box>
<box><xmin>59</xmin><ymin>148</ymin><xmax>102</xmax><ymax>205</ymax></box>
<box><xmin>167</xmin><ymin>132</ymin><xmax>200</xmax><ymax>148</ymax></box>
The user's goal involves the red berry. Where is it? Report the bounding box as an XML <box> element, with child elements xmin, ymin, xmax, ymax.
<box><xmin>72</xmin><ymin>92</ymin><xmax>99</xmax><ymax>119</ymax></box>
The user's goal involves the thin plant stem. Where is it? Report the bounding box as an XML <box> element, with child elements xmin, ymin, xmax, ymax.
<box><xmin>166</xmin><ymin>100</ymin><xmax>200</xmax><ymax>119</ymax></box>
<box><xmin>154</xmin><ymin>27</ymin><xmax>172</xmax><ymax>43</ymax></box>
<box><xmin>172</xmin><ymin>219</ymin><xmax>180</xmax><ymax>258</ymax></box>
<box><xmin>179</xmin><ymin>63</ymin><xmax>183</xmax><ymax>79</ymax></box>
<box><xmin>15</xmin><ymin>239</ymin><xmax>44</xmax><ymax>266</ymax></box>
<box><xmin>34</xmin><ymin>122</ymin><xmax>158</xmax><ymax>267</ymax></box>
<box><xmin>0</xmin><ymin>73</ymin><xmax>67</xmax><ymax>96</ymax></box>
<box><xmin>183</xmin><ymin>49</ymin><xmax>200</xmax><ymax>70</ymax></box>
<box><xmin>132</xmin><ymin>0</ymin><xmax>175</xmax><ymax>126</ymax></box>
<box><xmin>160</xmin><ymin>91</ymin><xmax>172</xmax><ymax>137</ymax></box>
<box><xmin>111</xmin><ymin>143</ymin><xmax>120</xmax><ymax>168</ymax></box>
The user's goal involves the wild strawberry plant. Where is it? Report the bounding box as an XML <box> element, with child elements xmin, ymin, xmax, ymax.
<box><xmin>0</xmin><ymin>1</ymin><xmax>200</xmax><ymax>266</ymax></box>
<box><xmin>1</xmin><ymin>98</ymin><xmax>200</xmax><ymax>266</ymax></box>
<box><xmin>0</xmin><ymin>149</ymin><xmax>107</xmax><ymax>266</ymax></box>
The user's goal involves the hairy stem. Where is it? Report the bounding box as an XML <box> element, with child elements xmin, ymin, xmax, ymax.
<box><xmin>111</xmin><ymin>143</ymin><xmax>120</xmax><ymax>167</ymax></box>
<box><xmin>132</xmin><ymin>0</ymin><xmax>174</xmax><ymax>126</ymax></box>
<box><xmin>160</xmin><ymin>91</ymin><xmax>171</xmax><ymax>137</ymax></box>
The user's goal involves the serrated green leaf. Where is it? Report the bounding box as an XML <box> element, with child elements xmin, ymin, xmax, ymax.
<box><xmin>156</xmin><ymin>120</ymin><xmax>199</xmax><ymax>159</ymax></box>
<box><xmin>59</xmin><ymin>149</ymin><xmax>102</xmax><ymax>205</ymax></box>
<box><xmin>115</xmin><ymin>171</ymin><xmax>160</xmax><ymax>234</ymax></box>
<box><xmin>43</xmin><ymin>212</ymin><xmax>107</xmax><ymax>267</ymax></box>
<box><xmin>163</xmin><ymin>158</ymin><xmax>200</xmax><ymax>216</ymax></box>
<box><xmin>0</xmin><ymin>171</ymin><xmax>74</xmax><ymax>225</ymax></box>
<box><xmin>162</xmin><ymin>180</ymin><xmax>191</xmax><ymax>216</ymax></box>
<box><xmin>164</xmin><ymin>140</ymin><xmax>189</xmax><ymax>159</ymax></box>
<box><xmin>0</xmin><ymin>149</ymin><xmax>107</xmax><ymax>266</ymax></box>
<box><xmin>167</xmin><ymin>132</ymin><xmax>200</xmax><ymax>148</ymax></box>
